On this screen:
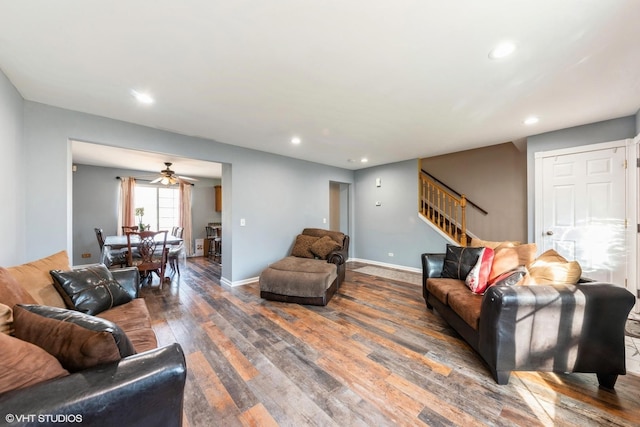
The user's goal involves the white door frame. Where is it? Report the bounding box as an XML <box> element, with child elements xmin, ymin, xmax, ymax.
<box><xmin>534</xmin><ymin>138</ymin><xmax>637</xmax><ymax>316</ymax></box>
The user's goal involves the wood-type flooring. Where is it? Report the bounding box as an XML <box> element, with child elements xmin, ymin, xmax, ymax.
<box><xmin>140</xmin><ymin>258</ymin><xmax>640</xmax><ymax>427</ymax></box>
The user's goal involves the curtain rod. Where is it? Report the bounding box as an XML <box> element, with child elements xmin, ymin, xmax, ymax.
<box><xmin>115</xmin><ymin>176</ymin><xmax>194</xmax><ymax>186</ymax></box>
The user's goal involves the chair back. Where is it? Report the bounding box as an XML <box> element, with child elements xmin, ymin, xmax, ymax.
<box><xmin>126</xmin><ymin>231</ymin><xmax>168</xmax><ymax>284</ymax></box>
<box><xmin>94</xmin><ymin>228</ymin><xmax>105</xmax><ymax>250</ymax></box>
<box><xmin>206</xmin><ymin>226</ymin><xmax>220</xmax><ymax>238</ymax></box>
<box><xmin>122</xmin><ymin>225</ymin><xmax>139</xmax><ymax>234</ymax></box>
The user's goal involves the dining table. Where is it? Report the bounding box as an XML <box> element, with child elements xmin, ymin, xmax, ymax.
<box><xmin>103</xmin><ymin>234</ymin><xmax>183</xmax><ymax>250</ymax></box>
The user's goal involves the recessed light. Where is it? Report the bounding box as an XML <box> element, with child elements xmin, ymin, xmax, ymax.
<box><xmin>488</xmin><ymin>41</ymin><xmax>516</xmax><ymax>60</ymax></box>
<box><xmin>347</xmin><ymin>159</ymin><xmax>356</xmax><ymax>163</ymax></box>
<box><xmin>291</xmin><ymin>136</ymin><xmax>301</xmax><ymax>145</ymax></box>
<box><xmin>360</xmin><ymin>158</ymin><xmax>368</xmax><ymax>163</ymax></box>
<box><xmin>131</xmin><ymin>89</ymin><xmax>154</xmax><ymax>104</ymax></box>
<box><xmin>524</xmin><ymin>116</ymin><xmax>539</xmax><ymax>125</ymax></box>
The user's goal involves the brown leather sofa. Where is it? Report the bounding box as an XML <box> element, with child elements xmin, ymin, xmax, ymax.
<box><xmin>260</xmin><ymin>228</ymin><xmax>349</xmax><ymax>305</ymax></box>
<box><xmin>422</xmin><ymin>252</ymin><xmax>636</xmax><ymax>389</ymax></box>
<box><xmin>0</xmin><ymin>252</ymin><xmax>187</xmax><ymax>426</ymax></box>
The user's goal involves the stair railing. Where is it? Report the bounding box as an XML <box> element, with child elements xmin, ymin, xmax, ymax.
<box><xmin>419</xmin><ymin>171</ymin><xmax>467</xmax><ymax>245</ymax></box>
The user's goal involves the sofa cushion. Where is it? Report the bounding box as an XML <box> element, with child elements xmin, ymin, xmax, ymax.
<box><xmin>50</xmin><ymin>264</ymin><xmax>132</xmax><ymax>315</ymax></box>
<box><xmin>447</xmin><ymin>288</ymin><xmax>483</xmax><ymax>330</ymax></box>
<box><xmin>6</xmin><ymin>250</ymin><xmax>70</xmax><ymax>308</ymax></box>
<box><xmin>442</xmin><ymin>245</ymin><xmax>484</xmax><ymax>280</ymax></box>
<box><xmin>0</xmin><ymin>332</ymin><xmax>69</xmax><ymax>394</ymax></box>
<box><xmin>525</xmin><ymin>249</ymin><xmax>582</xmax><ymax>286</ymax></box>
<box><xmin>290</xmin><ymin>234</ymin><xmax>320</xmax><ymax>258</ymax></box>
<box><xmin>260</xmin><ymin>256</ymin><xmax>337</xmax><ymax>298</ymax></box>
<box><xmin>465</xmin><ymin>247</ymin><xmax>495</xmax><ymax>294</ymax></box>
<box><xmin>302</xmin><ymin>228</ymin><xmax>345</xmax><ymax>245</ymax></box>
<box><xmin>488</xmin><ymin>243</ymin><xmax>537</xmax><ymax>285</ymax></box>
<box><xmin>311</xmin><ymin>235</ymin><xmax>342</xmax><ymax>259</ymax></box>
<box><xmin>13</xmin><ymin>304</ymin><xmax>136</xmax><ymax>372</ymax></box>
<box><xmin>98</xmin><ymin>298</ymin><xmax>158</xmax><ymax>353</ymax></box>
<box><xmin>0</xmin><ymin>267</ymin><xmax>37</xmax><ymax>334</ymax></box>
<box><xmin>426</xmin><ymin>278</ymin><xmax>468</xmax><ymax>306</ymax></box>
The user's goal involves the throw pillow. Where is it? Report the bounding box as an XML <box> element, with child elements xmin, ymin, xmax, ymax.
<box><xmin>488</xmin><ymin>243</ymin><xmax>537</xmax><ymax>285</ymax></box>
<box><xmin>0</xmin><ymin>303</ymin><xmax>12</xmax><ymax>335</ymax></box>
<box><xmin>13</xmin><ymin>304</ymin><xmax>136</xmax><ymax>373</ymax></box>
<box><xmin>465</xmin><ymin>247</ymin><xmax>495</xmax><ymax>294</ymax></box>
<box><xmin>470</xmin><ymin>238</ymin><xmax>521</xmax><ymax>250</ymax></box>
<box><xmin>301</xmin><ymin>228</ymin><xmax>345</xmax><ymax>245</ymax></box>
<box><xmin>6</xmin><ymin>250</ymin><xmax>70</xmax><ymax>308</ymax></box>
<box><xmin>0</xmin><ymin>331</ymin><xmax>69</xmax><ymax>394</ymax></box>
<box><xmin>441</xmin><ymin>244</ymin><xmax>484</xmax><ymax>280</ymax></box>
<box><xmin>50</xmin><ymin>264</ymin><xmax>132</xmax><ymax>315</ymax></box>
<box><xmin>310</xmin><ymin>235</ymin><xmax>342</xmax><ymax>259</ymax></box>
<box><xmin>0</xmin><ymin>267</ymin><xmax>37</xmax><ymax>335</ymax></box>
<box><xmin>290</xmin><ymin>234</ymin><xmax>320</xmax><ymax>259</ymax></box>
<box><xmin>491</xmin><ymin>266</ymin><xmax>528</xmax><ymax>287</ymax></box>
<box><xmin>526</xmin><ymin>249</ymin><xmax>582</xmax><ymax>285</ymax></box>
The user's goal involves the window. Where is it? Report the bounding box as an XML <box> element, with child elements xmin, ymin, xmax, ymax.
<box><xmin>135</xmin><ymin>184</ymin><xmax>180</xmax><ymax>231</ymax></box>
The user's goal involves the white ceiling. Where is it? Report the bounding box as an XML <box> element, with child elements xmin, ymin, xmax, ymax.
<box><xmin>71</xmin><ymin>140</ymin><xmax>222</xmax><ymax>179</ymax></box>
<box><xmin>1</xmin><ymin>1</ymin><xmax>639</xmax><ymax>172</ymax></box>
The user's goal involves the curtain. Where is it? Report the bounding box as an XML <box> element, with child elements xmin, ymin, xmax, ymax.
<box><xmin>118</xmin><ymin>177</ymin><xmax>136</xmax><ymax>236</ymax></box>
<box><xmin>179</xmin><ymin>183</ymin><xmax>194</xmax><ymax>256</ymax></box>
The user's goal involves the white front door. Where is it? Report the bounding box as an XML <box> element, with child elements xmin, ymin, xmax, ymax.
<box><xmin>535</xmin><ymin>141</ymin><xmax>629</xmax><ymax>285</ymax></box>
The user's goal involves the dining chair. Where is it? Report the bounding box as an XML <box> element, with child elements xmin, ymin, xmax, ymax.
<box><xmin>122</xmin><ymin>225</ymin><xmax>139</xmax><ymax>234</ymax></box>
<box><xmin>95</xmin><ymin>227</ymin><xmax>127</xmax><ymax>268</ymax></box>
<box><xmin>126</xmin><ymin>230</ymin><xmax>169</xmax><ymax>287</ymax></box>
<box><xmin>168</xmin><ymin>226</ymin><xmax>185</xmax><ymax>275</ymax></box>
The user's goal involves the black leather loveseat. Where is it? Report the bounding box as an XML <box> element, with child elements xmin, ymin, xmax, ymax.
<box><xmin>422</xmin><ymin>253</ymin><xmax>636</xmax><ymax>389</ymax></box>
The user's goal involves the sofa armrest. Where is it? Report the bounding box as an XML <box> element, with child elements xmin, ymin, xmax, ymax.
<box><xmin>0</xmin><ymin>343</ymin><xmax>186</xmax><ymax>427</ymax></box>
<box><xmin>111</xmin><ymin>267</ymin><xmax>140</xmax><ymax>299</ymax></box>
<box><xmin>421</xmin><ymin>253</ymin><xmax>445</xmax><ymax>300</ymax></box>
<box><xmin>478</xmin><ymin>283</ymin><xmax>635</xmax><ymax>382</ymax></box>
<box><xmin>327</xmin><ymin>234</ymin><xmax>350</xmax><ymax>266</ymax></box>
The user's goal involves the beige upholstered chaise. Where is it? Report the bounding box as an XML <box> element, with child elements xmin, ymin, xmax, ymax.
<box><xmin>259</xmin><ymin>228</ymin><xmax>349</xmax><ymax>306</ymax></box>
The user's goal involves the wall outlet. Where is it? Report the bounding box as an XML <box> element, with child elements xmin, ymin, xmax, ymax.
<box><xmin>323</xmin><ymin>218</ymin><xmax>327</xmax><ymax>224</ymax></box>
<box><xmin>388</xmin><ymin>252</ymin><xmax>394</xmax><ymax>257</ymax></box>
<box><xmin>81</xmin><ymin>253</ymin><xmax>91</xmax><ymax>258</ymax></box>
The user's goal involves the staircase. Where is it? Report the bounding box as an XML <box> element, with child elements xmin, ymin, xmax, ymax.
<box><xmin>419</xmin><ymin>170</ymin><xmax>472</xmax><ymax>245</ymax></box>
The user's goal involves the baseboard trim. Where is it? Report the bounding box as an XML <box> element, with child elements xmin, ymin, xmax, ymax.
<box><xmin>222</xmin><ymin>276</ymin><xmax>259</xmax><ymax>287</ymax></box>
<box><xmin>348</xmin><ymin>258</ymin><xmax>421</xmax><ymax>274</ymax></box>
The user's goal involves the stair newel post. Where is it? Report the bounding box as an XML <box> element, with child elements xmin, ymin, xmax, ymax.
<box><xmin>460</xmin><ymin>195</ymin><xmax>467</xmax><ymax>246</ymax></box>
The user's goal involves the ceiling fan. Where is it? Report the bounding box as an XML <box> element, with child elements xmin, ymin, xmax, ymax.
<box><xmin>149</xmin><ymin>162</ymin><xmax>198</xmax><ymax>185</ymax></box>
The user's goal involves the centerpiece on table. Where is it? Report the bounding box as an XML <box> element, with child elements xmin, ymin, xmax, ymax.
<box><xmin>135</xmin><ymin>207</ymin><xmax>148</xmax><ymax>231</ymax></box>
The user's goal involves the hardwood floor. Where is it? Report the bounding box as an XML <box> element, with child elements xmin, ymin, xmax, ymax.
<box><xmin>140</xmin><ymin>258</ymin><xmax>640</xmax><ymax>427</ymax></box>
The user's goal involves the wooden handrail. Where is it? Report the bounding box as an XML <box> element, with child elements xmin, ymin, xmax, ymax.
<box><xmin>419</xmin><ymin>171</ymin><xmax>468</xmax><ymax>245</ymax></box>
<box><xmin>420</xmin><ymin>169</ymin><xmax>487</xmax><ymax>215</ymax></box>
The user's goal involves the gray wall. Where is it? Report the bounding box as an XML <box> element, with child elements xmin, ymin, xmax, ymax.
<box><xmin>21</xmin><ymin>101</ymin><xmax>354</xmax><ymax>283</ymax></box>
<box><xmin>0</xmin><ymin>69</ymin><xmax>25</xmax><ymax>265</ymax></box>
<box><xmin>421</xmin><ymin>142</ymin><xmax>527</xmax><ymax>242</ymax></box>
<box><xmin>526</xmin><ymin>116</ymin><xmax>637</xmax><ymax>241</ymax></box>
<box><xmin>72</xmin><ymin>164</ymin><xmax>220</xmax><ymax>265</ymax></box>
<box><xmin>354</xmin><ymin>159</ymin><xmax>447</xmax><ymax>270</ymax></box>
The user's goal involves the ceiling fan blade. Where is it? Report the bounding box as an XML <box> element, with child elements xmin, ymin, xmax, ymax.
<box><xmin>149</xmin><ymin>177</ymin><xmax>162</xmax><ymax>184</ymax></box>
<box><xmin>177</xmin><ymin>175</ymin><xmax>199</xmax><ymax>182</ymax></box>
